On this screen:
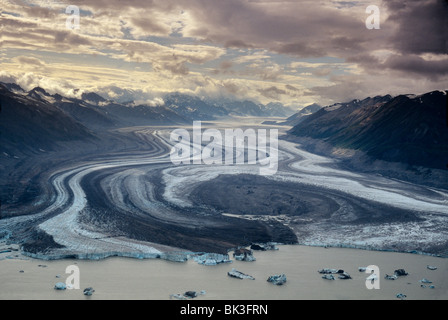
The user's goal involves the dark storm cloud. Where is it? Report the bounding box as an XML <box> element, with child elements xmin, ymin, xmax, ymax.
<box><xmin>224</xmin><ymin>40</ymin><xmax>254</xmax><ymax>49</ymax></box>
<box><xmin>343</xmin><ymin>0</ymin><xmax>448</xmax><ymax>80</ymax></box>
<box><xmin>181</xmin><ymin>0</ymin><xmax>370</xmax><ymax>58</ymax></box>
<box><xmin>275</xmin><ymin>42</ymin><xmax>326</xmax><ymax>58</ymax></box>
<box><xmin>385</xmin><ymin>0</ymin><xmax>448</xmax><ymax>55</ymax></box>
<box><xmin>257</xmin><ymin>86</ymin><xmax>287</xmax><ymax>100</ymax></box>
<box><xmin>2</xmin><ymin>0</ymin><xmax>447</xmax><ymax>105</ymax></box>
<box><xmin>384</xmin><ymin>54</ymin><xmax>448</xmax><ymax>80</ymax></box>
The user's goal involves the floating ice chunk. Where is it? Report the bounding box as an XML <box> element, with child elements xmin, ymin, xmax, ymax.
<box><xmin>228</xmin><ymin>268</ymin><xmax>255</xmax><ymax>280</ymax></box>
<box><xmin>193</xmin><ymin>253</ymin><xmax>232</xmax><ymax>265</ymax></box>
<box><xmin>54</xmin><ymin>282</ymin><xmax>67</xmax><ymax>290</ymax></box>
<box><xmin>267</xmin><ymin>274</ymin><xmax>287</xmax><ymax>285</ymax></box>
<box><xmin>318</xmin><ymin>268</ymin><xmax>344</xmax><ymax>274</ymax></box>
<box><xmin>338</xmin><ymin>272</ymin><xmax>352</xmax><ymax>279</ymax></box>
<box><xmin>396</xmin><ymin>293</ymin><xmax>407</xmax><ymax>300</ymax></box>
<box><xmin>420</xmin><ymin>278</ymin><xmax>432</xmax><ymax>284</ymax></box>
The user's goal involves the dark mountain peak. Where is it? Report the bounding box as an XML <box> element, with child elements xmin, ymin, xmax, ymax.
<box><xmin>0</xmin><ymin>82</ymin><xmax>25</xmax><ymax>93</ymax></box>
<box><xmin>81</xmin><ymin>92</ymin><xmax>107</xmax><ymax>104</ymax></box>
<box><xmin>0</xmin><ymin>83</ymin><xmax>9</xmax><ymax>92</ymax></box>
<box><xmin>30</xmin><ymin>86</ymin><xmax>49</xmax><ymax>95</ymax></box>
<box><xmin>28</xmin><ymin>87</ymin><xmax>52</xmax><ymax>101</ymax></box>
<box><xmin>0</xmin><ymin>84</ymin><xmax>94</xmax><ymax>155</ymax></box>
<box><xmin>377</xmin><ymin>94</ymin><xmax>392</xmax><ymax>100</ymax></box>
<box><xmin>336</xmin><ymin>95</ymin><xmax>393</xmax><ymax>107</ymax></box>
<box><xmin>364</xmin><ymin>94</ymin><xmax>393</xmax><ymax>106</ymax></box>
<box><xmin>414</xmin><ymin>90</ymin><xmax>447</xmax><ymax>101</ymax></box>
<box><xmin>304</xmin><ymin>103</ymin><xmax>322</xmax><ymax>111</ymax></box>
<box><xmin>52</xmin><ymin>93</ymin><xmax>64</xmax><ymax>101</ymax></box>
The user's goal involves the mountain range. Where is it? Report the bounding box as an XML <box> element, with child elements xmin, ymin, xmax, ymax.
<box><xmin>0</xmin><ymin>83</ymin><xmax>296</xmax><ymax>155</ymax></box>
<box><xmin>0</xmin><ymin>84</ymin><xmax>94</xmax><ymax>155</ymax></box>
<box><xmin>290</xmin><ymin>91</ymin><xmax>448</xmax><ymax>170</ymax></box>
<box><xmin>2</xmin><ymin>82</ymin><xmax>447</xmax><ymax>171</ymax></box>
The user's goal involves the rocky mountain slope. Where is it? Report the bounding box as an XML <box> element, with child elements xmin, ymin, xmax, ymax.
<box><xmin>290</xmin><ymin>91</ymin><xmax>448</xmax><ymax>170</ymax></box>
<box><xmin>0</xmin><ymin>84</ymin><xmax>95</xmax><ymax>155</ymax></box>
<box><xmin>282</xmin><ymin>103</ymin><xmax>322</xmax><ymax>126</ymax></box>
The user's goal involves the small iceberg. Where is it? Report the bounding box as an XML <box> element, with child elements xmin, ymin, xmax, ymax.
<box><xmin>394</xmin><ymin>269</ymin><xmax>408</xmax><ymax>276</ymax></box>
<box><xmin>233</xmin><ymin>248</ymin><xmax>256</xmax><ymax>262</ymax></box>
<box><xmin>193</xmin><ymin>253</ymin><xmax>232</xmax><ymax>265</ymax></box>
<box><xmin>170</xmin><ymin>290</ymin><xmax>206</xmax><ymax>300</ymax></box>
<box><xmin>318</xmin><ymin>268</ymin><xmax>344</xmax><ymax>274</ymax></box>
<box><xmin>338</xmin><ymin>272</ymin><xmax>352</xmax><ymax>280</ymax></box>
<box><xmin>396</xmin><ymin>293</ymin><xmax>407</xmax><ymax>300</ymax></box>
<box><xmin>267</xmin><ymin>274</ymin><xmax>287</xmax><ymax>285</ymax></box>
<box><xmin>250</xmin><ymin>242</ymin><xmax>279</xmax><ymax>251</ymax></box>
<box><xmin>385</xmin><ymin>274</ymin><xmax>398</xmax><ymax>280</ymax></box>
<box><xmin>83</xmin><ymin>287</ymin><xmax>95</xmax><ymax>296</ymax></box>
<box><xmin>54</xmin><ymin>282</ymin><xmax>67</xmax><ymax>290</ymax></box>
<box><xmin>419</xmin><ymin>278</ymin><xmax>432</xmax><ymax>284</ymax></box>
<box><xmin>228</xmin><ymin>268</ymin><xmax>255</xmax><ymax>280</ymax></box>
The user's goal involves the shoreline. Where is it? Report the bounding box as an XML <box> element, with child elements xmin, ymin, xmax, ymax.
<box><xmin>0</xmin><ymin>243</ymin><xmax>448</xmax><ymax>263</ymax></box>
<box><xmin>2</xmin><ymin>240</ymin><xmax>446</xmax><ymax>263</ymax></box>
<box><xmin>1</xmin><ymin>244</ymin><xmax>447</xmax><ymax>300</ymax></box>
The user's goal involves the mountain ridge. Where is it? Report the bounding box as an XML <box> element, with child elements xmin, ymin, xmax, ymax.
<box><xmin>290</xmin><ymin>90</ymin><xmax>448</xmax><ymax>170</ymax></box>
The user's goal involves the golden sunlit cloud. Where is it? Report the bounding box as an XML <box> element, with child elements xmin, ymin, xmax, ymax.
<box><xmin>1</xmin><ymin>0</ymin><xmax>447</xmax><ymax>108</ymax></box>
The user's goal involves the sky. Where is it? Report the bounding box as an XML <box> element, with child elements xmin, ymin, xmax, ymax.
<box><xmin>0</xmin><ymin>0</ymin><xmax>447</xmax><ymax>109</ymax></box>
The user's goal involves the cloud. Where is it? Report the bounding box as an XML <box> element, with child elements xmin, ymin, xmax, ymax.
<box><xmin>129</xmin><ymin>98</ymin><xmax>165</xmax><ymax>107</ymax></box>
<box><xmin>285</xmin><ymin>84</ymin><xmax>301</xmax><ymax>92</ymax></box>
<box><xmin>0</xmin><ymin>71</ymin><xmax>18</xmax><ymax>84</ymax></box>
<box><xmin>1</xmin><ymin>0</ymin><xmax>447</xmax><ymax>107</ymax></box>
<box><xmin>305</xmin><ymin>71</ymin><xmax>448</xmax><ymax>106</ymax></box>
<box><xmin>383</xmin><ymin>54</ymin><xmax>448</xmax><ymax>80</ymax></box>
<box><xmin>384</xmin><ymin>0</ymin><xmax>448</xmax><ymax>55</ymax></box>
<box><xmin>221</xmin><ymin>79</ymin><xmax>248</xmax><ymax>96</ymax></box>
<box><xmin>13</xmin><ymin>56</ymin><xmax>46</xmax><ymax>67</ymax></box>
<box><xmin>127</xmin><ymin>15</ymin><xmax>172</xmax><ymax>38</ymax></box>
<box><xmin>0</xmin><ymin>71</ymin><xmax>85</xmax><ymax>98</ymax></box>
<box><xmin>257</xmin><ymin>86</ymin><xmax>287</xmax><ymax>100</ymax></box>
<box><xmin>219</xmin><ymin>60</ymin><xmax>233</xmax><ymax>70</ymax></box>
<box><xmin>275</xmin><ymin>42</ymin><xmax>327</xmax><ymax>58</ymax></box>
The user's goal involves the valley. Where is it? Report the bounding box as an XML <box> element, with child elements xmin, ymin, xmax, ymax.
<box><xmin>1</xmin><ymin>119</ymin><xmax>447</xmax><ymax>260</ymax></box>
